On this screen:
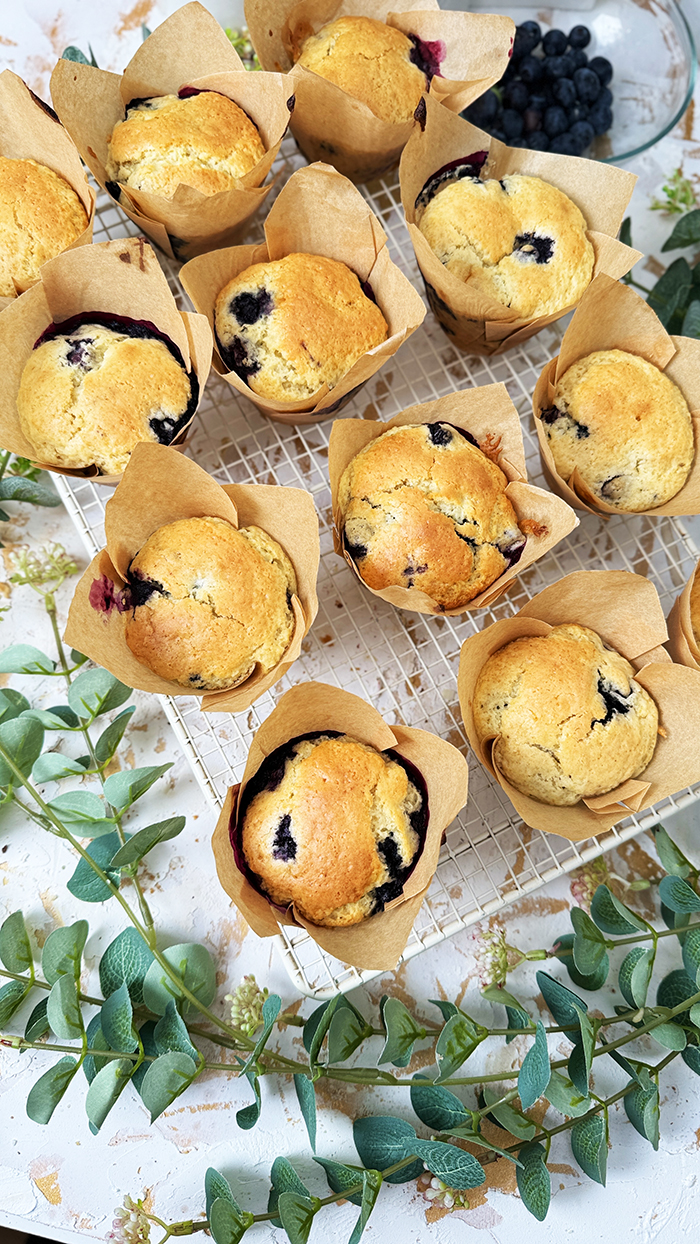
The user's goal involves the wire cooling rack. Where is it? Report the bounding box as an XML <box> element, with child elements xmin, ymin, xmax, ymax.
<box><xmin>54</xmin><ymin>137</ymin><xmax>700</xmax><ymax>999</ymax></box>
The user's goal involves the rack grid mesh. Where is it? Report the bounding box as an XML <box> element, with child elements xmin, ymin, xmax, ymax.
<box><xmin>54</xmin><ymin>139</ymin><xmax>700</xmax><ymax>998</ymax></box>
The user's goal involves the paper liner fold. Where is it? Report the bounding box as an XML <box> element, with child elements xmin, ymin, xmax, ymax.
<box><xmin>457</xmin><ymin>570</ymin><xmax>700</xmax><ymax>841</ymax></box>
<box><xmin>211</xmin><ymin>681</ymin><xmax>469</xmax><ymax>969</ymax></box>
<box><xmin>50</xmin><ymin>2</ymin><xmax>294</xmax><ymax>261</ymax></box>
<box><xmin>64</xmin><ymin>443</ymin><xmax>320</xmax><ymax>711</ymax></box>
<box><xmin>0</xmin><ymin>70</ymin><xmax>95</xmax><ymax>310</ymax></box>
<box><xmin>0</xmin><ymin>239</ymin><xmax>212</xmax><ymax>484</ymax></box>
<box><xmin>399</xmin><ymin>95</ymin><xmax>640</xmax><ymax>357</ymax></box>
<box><xmin>328</xmin><ymin>384</ymin><xmax>578</xmax><ymax>615</ymax></box>
<box><xmin>667</xmin><ymin>559</ymin><xmax>700</xmax><ymax>672</ymax></box>
<box><xmin>245</xmin><ymin>0</ymin><xmax>513</xmax><ymax>183</ymax></box>
<box><xmin>532</xmin><ymin>274</ymin><xmax>700</xmax><ymax>517</ymax></box>
<box><xmin>180</xmin><ymin>162</ymin><xmax>426</xmax><ymax>424</ymax></box>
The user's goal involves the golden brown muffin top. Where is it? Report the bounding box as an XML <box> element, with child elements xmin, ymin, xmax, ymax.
<box><xmin>295</xmin><ymin>16</ymin><xmax>427</xmax><ymax>124</ymax></box>
<box><xmin>0</xmin><ymin>156</ymin><xmax>88</xmax><ymax>297</ymax></box>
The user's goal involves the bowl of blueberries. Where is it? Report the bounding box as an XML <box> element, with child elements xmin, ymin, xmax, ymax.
<box><xmin>458</xmin><ymin>0</ymin><xmax>696</xmax><ymax>162</ymax></box>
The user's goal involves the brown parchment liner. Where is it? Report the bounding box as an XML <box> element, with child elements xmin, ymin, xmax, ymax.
<box><xmin>457</xmin><ymin>570</ymin><xmax>700</xmax><ymax>842</ymax></box>
<box><xmin>0</xmin><ymin>238</ymin><xmax>212</xmax><ymax>485</ymax></box>
<box><xmin>180</xmin><ymin>162</ymin><xmax>426</xmax><ymax>424</ymax></box>
<box><xmin>64</xmin><ymin>443</ymin><xmax>320</xmax><ymax>713</ymax></box>
<box><xmin>400</xmin><ymin>94</ymin><xmax>641</xmax><ymax>357</ymax></box>
<box><xmin>0</xmin><ymin>69</ymin><xmax>96</xmax><ymax>312</ymax></box>
<box><xmin>211</xmin><ymin>681</ymin><xmax>469</xmax><ymax>969</ymax></box>
<box><xmin>328</xmin><ymin>384</ymin><xmax>578</xmax><ymax>615</ymax></box>
<box><xmin>532</xmin><ymin>273</ymin><xmax>700</xmax><ymax>517</ymax></box>
<box><xmin>246</xmin><ymin>0</ymin><xmax>514</xmax><ymax>183</ymax></box>
<box><xmin>49</xmin><ymin>2</ymin><xmax>294</xmax><ymax>261</ymax></box>
<box><xmin>667</xmin><ymin>559</ymin><xmax>700</xmax><ymax>672</ymax></box>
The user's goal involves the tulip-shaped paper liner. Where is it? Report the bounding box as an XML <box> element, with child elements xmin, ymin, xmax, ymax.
<box><xmin>532</xmin><ymin>274</ymin><xmax>700</xmax><ymax>517</ymax></box>
<box><xmin>667</xmin><ymin>559</ymin><xmax>700</xmax><ymax>672</ymax></box>
<box><xmin>50</xmin><ymin>2</ymin><xmax>294</xmax><ymax>261</ymax></box>
<box><xmin>64</xmin><ymin>443</ymin><xmax>320</xmax><ymax>712</ymax></box>
<box><xmin>211</xmin><ymin>681</ymin><xmax>469</xmax><ymax>970</ymax></box>
<box><xmin>0</xmin><ymin>70</ymin><xmax>95</xmax><ymax>311</ymax></box>
<box><xmin>400</xmin><ymin>94</ymin><xmax>641</xmax><ymax>357</ymax></box>
<box><xmin>180</xmin><ymin>162</ymin><xmax>426</xmax><ymax>424</ymax></box>
<box><xmin>0</xmin><ymin>239</ymin><xmax>212</xmax><ymax>485</ymax></box>
<box><xmin>458</xmin><ymin>570</ymin><xmax>700</xmax><ymax>841</ymax></box>
<box><xmin>329</xmin><ymin>384</ymin><xmax>579</xmax><ymax>615</ymax></box>
<box><xmin>246</xmin><ymin>0</ymin><xmax>514</xmax><ymax>183</ymax></box>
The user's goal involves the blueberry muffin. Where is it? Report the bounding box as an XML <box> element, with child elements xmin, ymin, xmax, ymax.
<box><xmin>540</xmin><ymin>350</ymin><xmax>695</xmax><ymax>511</ymax></box>
<box><xmin>0</xmin><ymin>156</ymin><xmax>88</xmax><ymax>297</ymax></box>
<box><xmin>338</xmin><ymin>421</ymin><xmax>525</xmax><ymax>610</ymax></box>
<box><xmin>239</xmin><ymin>732</ymin><xmax>427</xmax><ymax>927</ymax></box>
<box><xmin>473</xmin><ymin>623</ymin><xmax>659</xmax><ymax>806</ymax></box>
<box><xmin>105</xmin><ymin>90</ymin><xmax>266</xmax><ymax>198</ymax></box>
<box><xmin>214</xmin><ymin>253</ymin><xmax>388</xmax><ymax>402</ymax></box>
<box><xmin>416</xmin><ymin>167</ymin><xmax>594</xmax><ymax>319</ymax></box>
<box><xmin>295</xmin><ymin>16</ymin><xmax>432</xmax><ymax>125</ymax></box>
<box><xmin>16</xmin><ymin>315</ymin><xmax>198</xmax><ymax>475</ymax></box>
<box><xmin>124</xmin><ymin>516</ymin><xmax>297</xmax><ymax>691</ymax></box>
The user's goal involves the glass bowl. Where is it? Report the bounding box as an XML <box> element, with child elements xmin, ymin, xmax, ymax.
<box><xmin>457</xmin><ymin>0</ymin><xmax>696</xmax><ymax>162</ymax></box>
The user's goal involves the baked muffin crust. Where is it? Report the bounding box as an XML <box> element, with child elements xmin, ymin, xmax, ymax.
<box><xmin>690</xmin><ymin>563</ymin><xmax>700</xmax><ymax>650</ymax></box>
<box><xmin>0</xmin><ymin>156</ymin><xmax>88</xmax><ymax>298</ymax></box>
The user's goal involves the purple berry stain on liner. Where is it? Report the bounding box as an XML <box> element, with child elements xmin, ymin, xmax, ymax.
<box><xmin>88</xmin><ymin>575</ymin><xmax>129</xmax><ymax>615</ymax></box>
<box><xmin>408</xmin><ymin>33</ymin><xmax>446</xmax><ymax>82</ymax></box>
<box><xmin>415</xmin><ymin>152</ymin><xmax>489</xmax><ymax>211</ymax></box>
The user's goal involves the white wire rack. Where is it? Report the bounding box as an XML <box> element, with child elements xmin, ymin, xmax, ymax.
<box><xmin>54</xmin><ymin>138</ymin><xmax>700</xmax><ymax>999</ymax></box>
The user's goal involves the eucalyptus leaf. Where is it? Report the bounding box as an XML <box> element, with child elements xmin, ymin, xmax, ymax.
<box><xmin>61</xmin><ymin>45</ymin><xmax>92</xmax><ymax>63</ymax></box>
<box><xmin>660</xmin><ymin>208</ymin><xmax>700</xmax><ymax>251</ymax></box>
<box><xmin>658</xmin><ymin>876</ymin><xmax>700</xmax><ymax>914</ymax></box>
<box><xmin>353</xmin><ymin>1116</ymin><xmax>423</xmax><ymax>1183</ymax></box>
<box><xmin>624</xmin><ymin>1075</ymin><xmax>659</xmax><ymax>1149</ymax></box>
<box><xmin>139</xmin><ymin>1050</ymin><xmax>197</xmax><ymax>1122</ymax></box>
<box><xmin>435</xmin><ymin>1011</ymin><xmax>486</xmax><ymax>1081</ymax></box>
<box><xmin>31</xmin><ymin>753</ymin><xmax>86</xmax><ymax>782</ymax></box>
<box><xmin>67</xmin><ymin>832</ymin><xmax>123</xmax><ymax>902</ymax></box>
<box><xmin>308</xmin><ymin>995</ymin><xmax>343</xmax><ymax>1071</ymax></box>
<box><xmin>618</xmin><ymin>948</ymin><xmax>654</xmax><ymax>1009</ymax></box>
<box><xmin>482</xmin><ymin>1087</ymin><xmax>536</xmax><ymax>1140</ymax></box>
<box><xmin>481</xmin><ymin>984</ymin><xmax>528</xmax><ymax>1011</ymax></box>
<box><xmin>647</xmin><ymin>257</ymin><xmax>692</xmax><ymax>327</ymax></box>
<box><xmin>536</xmin><ymin>971</ymin><xmax>587</xmax><ymax>1030</ymax></box>
<box><xmin>656</xmin><ymin>968</ymin><xmax>698</xmax><ymax>1015</ymax></box>
<box><xmin>545</xmin><ymin>1070</ymin><xmax>592</xmax><ymax>1118</ymax></box>
<box><xmin>94</xmin><ymin>707</ymin><xmax>136</xmax><ymax>765</ymax></box>
<box><xmin>209</xmin><ymin>1197</ymin><xmax>251</xmax><ymax>1244</ymax></box>
<box><xmin>103</xmin><ymin>764</ymin><xmax>172</xmax><ymax>812</ymax></box>
<box><xmin>303</xmin><ymin>1001</ymin><xmax>330</xmax><ymax>1055</ymax></box>
<box><xmin>313</xmin><ymin>1156</ymin><xmax>364</xmax><ymax>1207</ymax></box>
<box><xmin>516</xmin><ymin>1142</ymin><xmax>550</xmax><ymax>1221</ymax></box>
<box><xmin>277</xmin><ymin>1192</ymin><xmax>317</xmax><ymax>1244</ymax></box>
<box><xmin>0</xmin><ymin>689</ymin><xmax>30</xmax><ymax>724</ymax></box>
<box><xmin>0</xmin><ymin>979</ymin><xmax>28</xmax><ymax>1025</ymax></box>
<box><xmin>24</xmin><ymin>996</ymin><xmax>50</xmax><ymax>1044</ymax></box>
<box><xmin>650</xmin><ymin>1022</ymin><xmax>687</xmax><ymax>1051</ymax></box>
<box><xmin>552</xmin><ymin>933</ymin><xmax>610</xmax><ymax>991</ymax></box>
<box><xmin>571</xmin><ymin>1113</ymin><xmax>607</xmax><ymax>1185</ymax></box>
<box><xmin>568</xmin><ymin>1006</ymin><xmax>594</xmax><ymax>1097</ymax></box>
<box><xmin>348</xmin><ymin>1169</ymin><xmax>383</xmax><ymax>1244</ymax></box>
<box><xmin>268</xmin><ymin>1157</ymin><xmax>311</xmax><ymax>1227</ymax></box>
<box><xmin>429</xmin><ymin>999</ymin><xmax>460</xmax><ymax>1021</ymax></box>
<box><xmin>45</xmin><ymin>705</ymin><xmax>80</xmax><ymax>728</ymax></box>
<box><xmin>86</xmin><ymin>1058</ymin><xmax>133</xmax><ymax>1130</ymax></box>
<box><xmin>378</xmin><ymin>997</ymin><xmax>425</xmax><ymax>1066</ymax></box>
<box><xmin>42</xmin><ymin>920</ymin><xmax>88</xmax><ymax>984</ymax></box>
<box><xmin>0</xmin><ymin>476</ymin><xmax>59</xmax><ymax>506</ymax></box>
<box><xmin>682</xmin><ymin>928</ymin><xmax>700</xmax><ymax>984</ymax></box>
<box><xmin>0</xmin><ymin>716</ymin><xmax>45</xmax><ymax>786</ymax></box>
<box><xmin>142</xmin><ymin>942</ymin><xmax>216</xmax><ymax>1015</ymax></box>
<box><xmin>590</xmin><ymin>885</ymin><xmax>647</xmax><ymax>935</ymax></box>
<box><xmin>653</xmin><ymin>825</ymin><xmax>692</xmax><ymax>877</ymax></box>
<box><xmin>571</xmin><ymin>907</ymin><xmax>606</xmax><ymax>974</ymax></box>
<box><xmin>109</xmin><ymin>817</ymin><xmax>186</xmax><ymax>868</ymax></box>
<box><xmin>48</xmin><ymin>790</ymin><xmax>109</xmax><ymax>826</ymax></box>
<box><xmin>47</xmin><ymin>974</ymin><xmax>83</xmax><ymax>1040</ymax></box>
<box><xmin>154</xmin><ymin>1000</ymin><xmax>199</xmax><ymax>1062</ymax></box>
<box><xmin>327</xmin><ymin>1004</ymin><xmax>370</xmax><ymax>1065</ymax></box>
<box><xmin>239</xmin><ymin>993</ymin><xmax>281</xmax><ymax>1075</ymax></box>
<box><xmin>205</xmin><ymin>1169</ymin><xmax>240</xmax><ymax>1221</ymax></box>
<box><xmin>0</xmin><ymin>909</ymin><xmax>32</xmax><ymax>973</ymax></box>
<box><xmin>682</xmin><ymin>1045</ymin><xmax>700</xmax><ymax>1075</ymax></box>
<box><xmin>83</xmin><ymin>1014</ymin><xmax>110</xmax><ymax>1084</ymax></box>
<box><xmin>411</xmin><ymin>1139</ymin><xmax>486</xmax><ymax>1190</ymax></box>
<box><xmin>236</xmin><ymin>1071</ymin><xmax>261</xmax><ymax>1129</ymax></box>
<box><xmin>619</xmin><ymin>217</ymin><xmax>632</xmax><ymax>248</ymax></box>
<box><xmin>410</xmin><ymin>1080</ymin><xmax>469</xmax><ymax>1132</ymax></box>
<box><xmin>0</xmin><ymin>644</ymin><xmax>54</xmax><ymax>675</ymax></box>
<box><xmin>67</xmin><ymin>669</ymin><xmax>132</xmax><ymax>720</ymax></box>
<box><xmin>26</xmin><ymin>1055</ymin><xmax>77</xmax><ymax>1124</ymax></box>
<box><xmin>101</xmin><ymin>981</ymin><xmax>135</xmax><ymax>1052</ymax></box>
<box><xmin>660</xmin><ymin>902</ymin><xmax>690</xmax><ymax>935</ymax></box>
<box><xmin>518</xmin><ymin>1021</ymin><xmax>551</xmax><ymax>1111</ymax></box>
<box><xmin>100</xmin><ymin>927</ymin><xmax>154</xmax><ymax>1006</ymax></box>
<box><xmin>294</xmin><ymin>1073</ymin><xmax>317</xmax><ymax>1151</ymax></box>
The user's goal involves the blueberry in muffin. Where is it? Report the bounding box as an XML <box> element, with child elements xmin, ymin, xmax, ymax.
<box><xmin>473</xmin><ymin>623</ymin><xmax>659</xmax><ymax>806</ymax></box>
<box><xmin>539</xmin><ymin>349</ymin><xmax>695</xmax><ymax>511</ymax></box>
<box><xmin>16</xmin><ymin>312</ymin><xmax>198</xmax><ymax>475</ymax></box>
<box><xmin>124</xmin><ymin>516</ymin><xmax>297</xmax><ymax>691</ymax></box>
<box><xmin>237</xmin><ymin>732</ymin><xmax>428</xmax><ymax>927</ymax></box>
<box><xmin>105</xmin><ymin>89</ymin><xmax>266</xmax><ymax>198</ymax></box>
<box><xmin>338</xmin><ymin>421</ymin><xmax>525</xmax><ymax>610</ymax></box>
<box><xmin>0</xmin><ymin>156</ymin><xmax>89</xmax><ymax>298</ymax></box>
<box><xmin>214</xmin><ymin>253</ymin><xmax>388</xmax><ymax>403</ymax></box>
<box><xmin>415</xmin><ymin>168</ymin><xmax>594</xmax><ymax>319</ymax></box>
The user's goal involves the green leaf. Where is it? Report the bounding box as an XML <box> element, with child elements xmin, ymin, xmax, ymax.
<box><xmin>103</xmin><ymin>764</ymin><xmax>172</xmax><ymax>811</ymax></box>
<box><xmin>0</xmin><ymin>910</ymin><xmax>32</xmax><ymax>973</ymax></box>
<box><xmin>571</xmin><ymin>1114</ymin><xmax>607</xmax><ymax>1185</ymax></box>
<box><xmin>568</xmin><ymin>1006</ymin><xmax>594</xmax><ymax>1097</ymax></box>
<box><xmin>353</xmin><ymin>1116</ymin><xmax>423</xmax><ymax>1183</ymax></box>
<box><xmin>26</xmin><ymin>1055</ymin><xmax>77</xmax><ymax>1124</ymax></box>
<box><xmin>482</xmin><ymin>1087</ymin><xmax>536</xmax><ymax>1140</ymax></box>
<box><xmin>268</xmin><ymin>1157</ymin><xmax>310</xmax><ymax>1227</ymax></box>
<box><xmin>209</xmin><ymin>1197</ymin><xmax>252</xmax><ymax>1244</ymax></box>
<box><xmin>553</xmin><ymin>934</ymin><xmax>610</xmax><ymax>991</ymax></box>
<box><xmin>505</xmin><ymin>1004</ymin><xmax>533</xmax><ymax>1043</ymax></box>
<box><xmin>650</xmin><ymin>1022</ymin><xmax>687</xmax><ymax>1050</ymax></box>
<box><xmin>658</xmin><ymin>876</ymin><xmax>700</xmax><ymax>913</ymax></box>
<box><xmin>682</xmin><ymin>1045</ymin><xmax>700</xmax><ymax>1075</ymax></box>
<box><xmin>131</xmin><ymin>1020</ymin><xmax>156</xmax><ymax>1093</ymax></box>
<box><xmin>410</xmin><ymin>1080</ymin><xmax>469</xmax><ymax>1131</ymax></box>
<box><xmin>661</xmin><ymin>902</ymin><xmax>691</xmax><ymax>935</ymax></box>
<box><xmin>86</xmin><ymin>1057</ymin><xmax>133</xmax><ymax>1130</ymax></box>
<box><xmin>0</xmin><ymin>644</ymin><xmax>54</xmax><ymax>675</ymax></box>
<box><xmin>205</xmin><ymin>1170</ymin><xmax>240</xmax><ymax>1221</ymax></box>
<box><xmin>42</xmin><ymin>920</ymin><xmax>88</xmax><ymax>984</ymax></box>
<box><xmin>0</xmin><ymin>689</ymin><xmax>30</xmax><ymax>724</ymax></box>
<box><xmin>647</xmin><ymin>257</ymin><xmax>692</xmax><ymax>327</ymax></box>
<box><xmin>657</xmin><ymin>968</ymin><xmax>698</xmax><ymax>1015</ymax></box>
<box><xmin>348</xmin><ymin>1170</ymin><xmax>383</xmax><ymax>1244</ymax></box>
<box><xmin>294</xmin><ymin>1073</ymin><xmax>317</xmax><ymax>1152</ymax></box>
<box><xmin>236</xmin><ymin>1071</ymin><xmax>261</xmax><ymax>1129</ymax></box>
<box><xmin>411</xmin><ymin>1139</ymin><xmax>486</xmax><ymax>1190</ymax></box>
<box><xmin>155</xmin><ymin>1000</ymin><xmax>199</xmax><ymax>1062</ymax></box>
<box><xmin>624</xmin><ymin>1074</ymin><xmax>659</xmax><ymax>1149</ymax></box>
<box><xmin>516</xmin><ymin>1142</ymin><xmax>550</xmax><ymax>1221</ymax></box>
<box><xmin>45</xmin><ymin>705</ymin><xmax>81</xmax><ymax>728</ymax></box>
<box><xmin>67</xmin><ymin>832</ymin><xmax>123</xmax><ymax>902</ymax></box>
<box><xmin>378</xmin><ymin>998</ymin><xmax>425</xmax><ymax>1066</ymax></box>
<box><xmin>429</xmin><ymin>999</ymin><xmax>460</xmax><ymax>1021</ymax></box>
<box><xmin>481</xmin><ymin>983</ymin><xmax>528</xmax><ymax>1011</ymax></box>
<box><xmin>277</xmin><ymin>1192</ymin><xmax>318</xmax><ymax>1244</ymax></box>
<box><xmin>47</xmin><ymin>974</ymin><xmax>83</xmax><ymax>1040</ymax></box>
<box><xmin>682</xmin><ymin>927</ymin><xmax>700</xmax><ymax>983</ymax></box>
<box><xmin>303</xmin><ymin>1001</ymin><xmax>331</xmax><ymax>1054</ymax></box>
<box><xmin>142</xmin><ymin>942</ymin><xmax>216</xmax><ymax>1015</ymax></box>
<box><xmin>239</xmin><ymin>993</ymin><xmax>281</xmax><ymax>1075</ymax></box>
<box><xmin>518</xmin><ymin>1021</ymin><xmax>551</xmax><ymax>1111</ymax></box>
<box><xmin>100</xmin><ymin>927</ymin><xmax>154</xmax><ymax>1006</ymax></box>
<box><xmin>0</xmin><ymin>978</ymin><xmax>28</xmax><ymax>1024</ymax></box>
<box><xmin>93</xmin><ymin>707</ymin><xmax>136</xmax><ymax>765</ymax></box>
<box><xmin>139</xmin><ymin>1050</ymin><xmax>197</xmax><ymax>1122</ymax></box>
<box><xmin>83</xmin><ymin>1013</ymin><xmax>110</xmax><ymax>1084</ymax></box>
<box><xmin>661</xmin><ymin>208</ymin><xmax>700</xmax><ymax>251</ymax></box>
<box><xmin>313</xmin><ymin>1157</ymin><xmax>364</xmax><ymax>1207</ymax></box>
<box><xmin>68</xmin><ymin>669</ymin><xmax>132</xmax><ymax>720</ymax></box>
<box><xmin>536</xmin><ymin>971</ymin><xmax>587</xmax><ymax>1030</ymax></box>
<box><xmin>101</xmin><ymin>981</ymin><xmax>135</xmax><ymax>1051</ymax></box>
<box><xmin>545</xmin><ymin>1070</ymin><xmax>592</xmax><ymax>1117</ymax></box>
<box><xmin>308</xmin><ymin>995</ymin><xmax>343</xmax><ymax>1071</ymax></box>
<box><xmin>620</xmin><ymin>216</ymin><xmax>632</xmax><ymax>248</ymax></box>
<box><xmin>0</xmin><ymin>475</ymin><xmax>60</xmax><ymax>506</ymax></box>
<box><xmin>32</xmin><ymin>753</ymin><xmax>86</xmax><ymax>783</ymax></box>
<box><xmin>61</xmin><ymin>45</ymin><xmax>92</xmax><ymax>63</ymax></box>
<box><xmin>48</xmin><ymin>789</ymin><xmax>108</xmax><ymax>826</ymax></box>
<box><xmin>328</xmin><ymin>1004</ymin><xmax>370</xmax><ymax>1065</ymax></box>
<box><xmin>24</xmin><ymin>996</ymin><xmax>49</xmax><ymax>1044</ymax></box>
<box><xmin>654</xmin><ymin>825</ymin><xmax>693</xmax><ymax>877</ymax></box>
<box><xmin>682</xmin><ymin>299</ymin><xmax>700</xmax><ymax>336</ymax></box>
<box><xmin>109</xmin><ymin>817</ymin><xmax>186</xmax><ymax>868</ymax></box>
<box><xmin>435</xmin><ymin>1012</ymin><xmax>486</xmax><ymax>1081</ymax></box>
<box><xmin>590</xmin><ymin>885</ymin><xmax>647</xmax><ymax>935</ymax></box>
<box><xmin>571</xmin><ymin>907</ymin><xmax>606</xmax><ymax>974</ymax></box>
<box><xmin>619</xmin><ymin>948</ymin><xmax>654</xmax><ymax>1008</ymax></box>
<box><xmin>0</xmin><ymin>716</ymin><xmax>45</xmax><ymax>785</ymax></box>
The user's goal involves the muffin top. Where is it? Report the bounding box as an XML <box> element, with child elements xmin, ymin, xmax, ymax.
<box><xmin>338</xmin><ymin>421</ymin><xmax>525</xmax><ymax>610</ymax></box>
<box><xmin>17</xmin><ymin>317</ymin><xmax>196</xmax><ymax>475</ymax></box>
<box><xmin>239</xmin><ymin>732</ymin><xmax>426</xmax><ymax>927</ymax></box>
<box><xmin>124</xmin><ymin>516</ymin><xmax>297</xmax><ymax>691</ymax></box>
<box><xmin>473</xmin><ymin>623</ymin><xmax>659</xmax><ymax>806</ymax></box>
<box><xmin>416</xmin><ymin>170</ymin><xmax>594</xmax><ymax>320</ymax></box>
<box><xmin>0</xmin><ymin>156</ymin><xmax>88</xmax><ymax>298</ymax></box>
<box><xmin>540</xmin><ymin>349</ymin><xmax>695</xmax><ymax>512</ymax></box>
<box><xmin>690</xmin><ymin>562</ymin><xmax>700</xmax><ymax>651</ymax></box>
<box><xmin>105</xmin><ymin>91</ymin><xmax>266</xmax><ymax>197</ymax></box>
<box><xmin>215</xmin><ymin>252</ymin><xmax>388</xmax><ymax>403</ymax></box>
<box><xmin>295</xmin><ymin>16</ymin><xmax>428</xmax><ymax>125</ymax></box>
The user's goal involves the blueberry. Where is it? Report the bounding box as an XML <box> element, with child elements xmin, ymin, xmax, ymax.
<box><xmin>464</xmin><ymin>89</ymin><xmax>499</xmax><ymax>126</ymax></box>
<box><xmin>490</xmin><ymin>128</ymin><xmax>507</xmax><ymax>143</ymax></box>
<box><xmin>509</xmin><ymin>138</ymin><xmax>529</xmax><ymax>148</ymax></box>
<box><xmin>519</xmin><ymin>55</ymin><xmax>544</xmax><ymax>85</ymax></box>
<box><xmin>568</xmin><ymin>24</ymin><xmax>591</xmax><ymax>48</ymax></box>
<box><xmin>272</xmin><ymin>813</ymin><xmax>297</xmax><ymax>862</ymax></box>
<box><xmin>542</xmin><ymin>28</ymin><xmax>567</xmax><ymax>55</ymax></box>
<box><xmin>553</xmin><ymin>77</ymin><xmax>576</xmax><ymax>107</ymax></box>
<box><xmin>544</xmin><ymin>53</ymin><xmax>575</xmax><ymax>78</ymax></box>
<box><xmin>505</xmin><ymin>80</ymin><xmax>529</xmax><ymax>111</ymax></box>
<box><xmin>597</xmin><ymin>86</ymin><xmax>613</xmax><ymax>108</ymax></box>
<box><xmin>569</xmin><ymin>120</ymin><xmax>595</xmax><ymax>152</ymax></box>
<box><xmin>427</xmin><ymin>422</ymin><xmax>453</xmax><ymax>446</ymax></box>
<box><xmin>528</xmin><ymin>129</ymin><xmax>550</xmax><ymax>150</ymax></box>
<box><xmin>543</xmin><ymin>105</ymin><xmax>569</xmax><ymax>138</ymax></box>
<box><xmin>513</xmin><ymin>19</ymin><xmax>541</xmax><ymax>58</ymax></box>
<box><xmin>573</xmin><ymin>67</ymin><xmax>601</xmax><ymax>104</ymax></box>
<box><xmin>502</xmin><ymin>108</ymin><xmax>524</xmax><ymax>139</ymax></box>
<box><xmin>568</xmin><ymin>102</ymin><xmax>590</xmax><ymax>125</ymax></box>
<box><xmin>523</xmin><ymin>107</ymin><xmax>542</xmax><ymax>133</ymax></box>
<box><xmin>589</xmin><ymin>56</ymin><xmax>613</xmax><ymax>85</ymax></box>
<box><xmin>513</xmin><ymin>233</ymin><xmax>554</xmax><ymax>263</ymax></box>
<box><xmin>528</xmin><ymin>92</ymin><xmax>549</xmax><ymax>111</ymax></box>
<box><xmin>550</xmin><ymin>131</ymin><xmax>581</xmax><ymax>155</ymax></box>
<box><xmin>231</xmin><ymin>289</ymin><xmax>273</xmax><ymax>325</ymax></box>
<box><xmin>570</xmin><ymin>48</ymin><xmax>588</xmax><ymax>69</ymax></box>
<box><xmin>588</xmin><ymin>103</ymin><xmax>613</xmax><ymax>135</ymax></box>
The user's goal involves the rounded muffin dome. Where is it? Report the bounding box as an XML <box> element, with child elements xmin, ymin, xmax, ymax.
<box><xmin>473</xmin><ymin>623</ymin><xmax>659</xmax><ymax>806</ymax></box>
<box><xmin>239</xmin><ymin>732</ymin><xmax>427</xmax><ymax>927</ymax></box>
<box><xmin>0</xmin><ymin>156</ymin><xmax>88</xmax><ymax>298</ymax></box>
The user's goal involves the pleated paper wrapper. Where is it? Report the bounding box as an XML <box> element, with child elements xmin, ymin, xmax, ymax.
<box><xmin>458</xmin><ymin>570</ymin><xmax>700</xmax><ymax>841</ymax></box>
<box><xmin>667</xmin><ymin>559</ymin><xmax>700</xmax><ymax>673</ymax></box>
<box><xmin>64</xmin><ymin>443</ymin><xmax>320</xmax><ymax>713</ymax></box>
<box><xmin>211</xmin><ymin>681</ymin><xmax>469</xmax><ymax>970</ymax></box>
